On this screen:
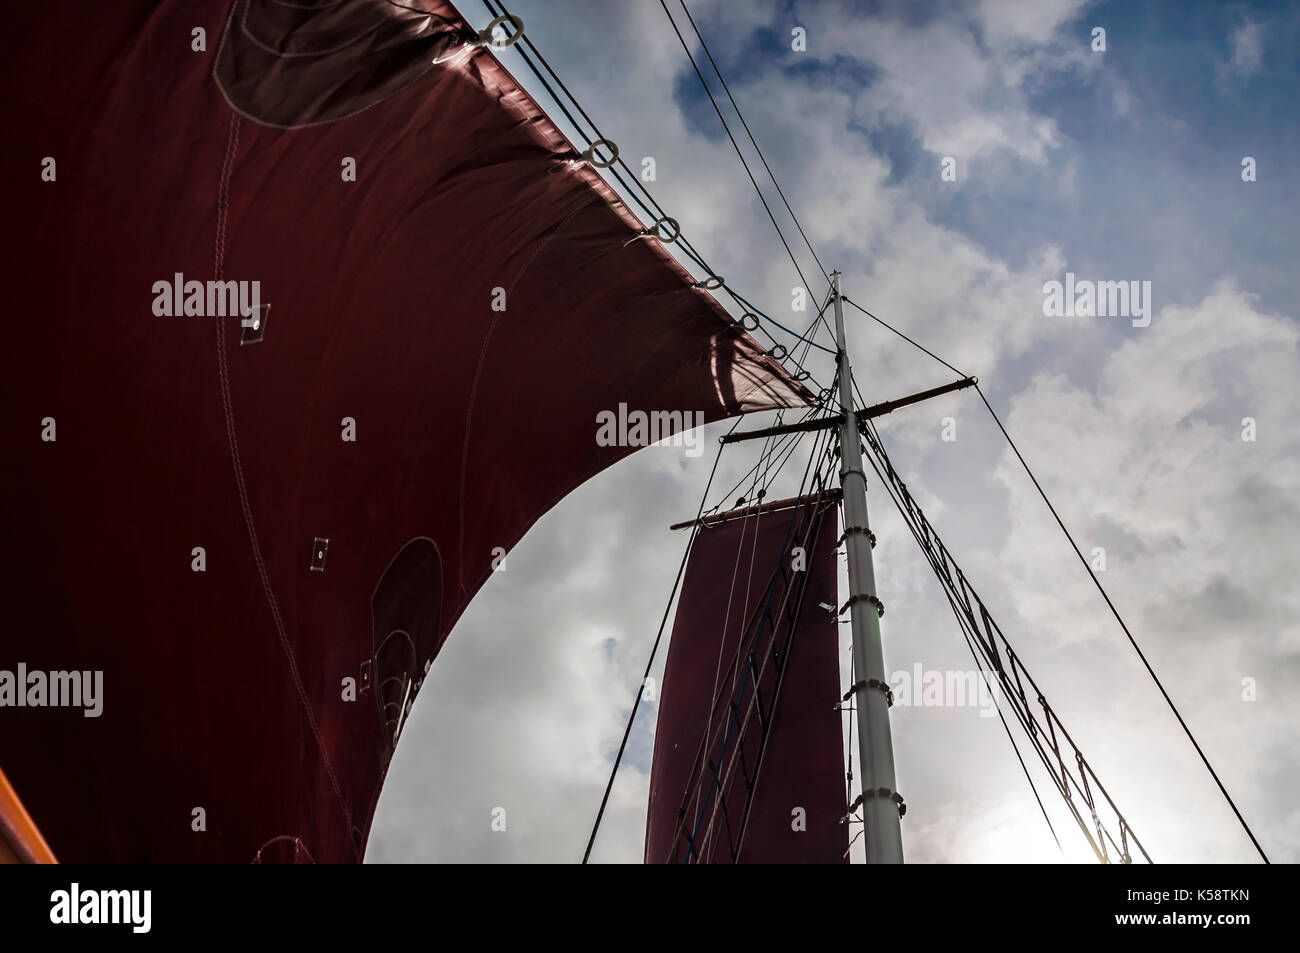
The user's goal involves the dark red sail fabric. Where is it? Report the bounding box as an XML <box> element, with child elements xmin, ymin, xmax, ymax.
<box><xmin>0</xmin><ymin>0</ymin><xmax>808</xmax><ymax>863</ymax></box>
<box><xmin>646</xmin><ymin>495</ymin><xmax>848</xmax><ymax>863</ymax></box>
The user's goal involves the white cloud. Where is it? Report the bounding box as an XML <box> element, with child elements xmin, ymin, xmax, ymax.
<box><xmin>1229</xmin><ymin>20</ymin><xmax>1264</xmax><ymax>78</ymax></box>
<box><xmin>986</xmin><ymin>282</ymin><xmax>1300</xmax><ymax>860</ymax></box>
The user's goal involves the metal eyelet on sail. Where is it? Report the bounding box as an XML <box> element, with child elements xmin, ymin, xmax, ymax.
<box><xmin>579</xmin><ymin>139</ymin><xmax>619</xmax><ymax>168</ymax></box>
<box><xmin>476</xmin><ymin>13</ymin><xmax>524</xmax><ymax>49</ymax></box>
<box><xmin>693</xmin><ymin>275</ymin><xmax>725</xmax><ymax>290</ymax></box>
<box><xmin>648</xmin><ymin>216</ymin><xmax>680</xmax><ymax>242</ymax></box>
<box><xmin>625</xmin><ymin>216</ymin><xmax>680</xmax><ymax>247</ymax></box>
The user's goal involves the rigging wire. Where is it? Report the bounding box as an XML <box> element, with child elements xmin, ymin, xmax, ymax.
<box><xmin>846</xmin><ymin>389</ymin><xmax>1062</xmax><ymax>855</ymax></box>
<box><xmin>842</xmin><ymin>296</ymin><xmax>970</xmax><ymax>379</ymax></box>
<box><xmin>705</xmin><ymin>411</ymin><xmax>817</xmax><ymax>516</ymax></box>
<box><xmin>655</xmin><ymin>0</ymin><xmax>825</xmax><ymax>302</ymax></box>
<box><xmin>975</xmin><ymin>386</ymin><xmax>1270</xmax><ymax>864</ymax></box>
<box><xmin>839</xmin><ymin>293</ymin><xmax>1270</xmax><ymax>863</ymax></box>
<box><xmin>674</xmin><ymin>0</ymin><xmax>831</xmax><ymax>286</ymax></box>
<box><xmin>580</xmin><ymin>417</ymin><xmax>738</xmax><ymax>863</ymax></box>
<box><xmin>856</xmin><ymin>407</ymin><xmax>1126</xmax><ymax>861</ymax></box>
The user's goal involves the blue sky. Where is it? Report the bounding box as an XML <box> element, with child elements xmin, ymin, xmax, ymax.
<box><xmin>370</xmin><ymin>0</ymin><xmax>1299</xmax><ymax>864</ymax></box>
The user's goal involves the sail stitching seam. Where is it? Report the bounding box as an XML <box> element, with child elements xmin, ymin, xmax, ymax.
<box><xmin>455</xmin><ymin>196</ymin><xmax>592</xmax><ymax>596</ymax></box>
<box><xmin>213</xmin><ymin>112</ymin><xmax>354</xmax><ymax>842</ymax></box>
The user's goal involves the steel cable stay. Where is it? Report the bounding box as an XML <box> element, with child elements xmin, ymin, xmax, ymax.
<box><xmin>846</xmin><ymin>377</ymin><xmax>1100</xmax><ymax>858</ymax></box>
<box><xmin>673</xmin><ymin>0</ymin><xmax>831</xmax><ymax>286</ymax></box>
<box><xmin>845</xmin><ymin>416</ymin><xmax>1067</xmax><ymax>856</ymax></box>
<box><xmin>854</xmin><ymin>410</ymin><xmax>1147</xmax><ymax>862</ymax></box>
<box><xmin>973</xmin><ymin>385</ymin><xmax>1270</xmax><ymax>864</ymax></box>
<box><xmin>839</xmin><ymin>293</ymin><xmax>1269</xmax><ymax>863</ymax></box>
<box><xmin>849</xmin><ymin>366</ymin><xmax>1124</xmax><ymax>856</ymax></box>
<box><xmin>656</xmin><ymin>0</ymin><xmax>826</xmax><ymax>303</ymax></box>
<box><xmin>478</xmin><ymin>0</ymin><xmax>838</xmax><ymax>377</ymax></box>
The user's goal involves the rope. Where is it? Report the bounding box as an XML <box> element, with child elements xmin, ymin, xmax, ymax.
<box><xmin>841</xmin><ymin>296</ymin><xmax>969</xmax><ymax>379</ymax></box>
<box><xmin>674</xmin><ymin>0</ymin><xmax>831</xmax><ymax>286</ymax></box>
<box><xmin>656</xmin><ymin>0</ymin><xmax>823</xmax><ymax>305</ymax></box>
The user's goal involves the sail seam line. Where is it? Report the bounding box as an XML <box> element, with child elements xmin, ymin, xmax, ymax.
<box><xmin>213</xmin><ymin>112</ymin><xmax>353</xmax><ymax>842</ymax></box>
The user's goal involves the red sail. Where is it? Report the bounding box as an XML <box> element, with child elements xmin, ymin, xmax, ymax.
<box><xmin>646</xmin><ymin>494</ymin><xmax>848</xmax><ymax>863</ymax></box>
<box><xmin>0</xmin><ymin>1</ymin><xmax>808</xmax><ymax>862</ymax></box>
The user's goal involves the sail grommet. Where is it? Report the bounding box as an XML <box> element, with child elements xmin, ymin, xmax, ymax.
<box><xmin>739</xmin><ymin>312</ymin><xmax>760</xmax><ymax>331</ymax></box>
<box><xmin>793</xmin><ymin>370</ymin><xmax>812</xmax><ymax>382</ymax></box>
<box><xmin>580</xmin><ymin>138</ymin><xmax>619</xmax><ymax>168</ymax></box>
<box><xmin>694</xmin><ymin>275</ymin><xmax>725</xmax><ymax>291</ymax></box>
<box><xmin>766</xmin><ymin>345</ymin><xmax>787</xmax><ymax>360</ymax></box>
<box><xmin>478</xmin><ymin>13</ymin><xmax>524</xmax><ymax>48</ymax></box>
<box><xmin>625</xmin><ymin>216</ymin><xmax>679</xmax><ymax>248</ymax></box>
<box><xmin>649</xmin><ymin>217</ymin><xmax>680</xmax><ymax>243</ymax></box>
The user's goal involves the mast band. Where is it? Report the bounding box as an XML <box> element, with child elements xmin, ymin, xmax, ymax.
<box><xmin>840</xmin><ymin>592</ymin><xmax>884</xmax><ymax>618</ymax></box>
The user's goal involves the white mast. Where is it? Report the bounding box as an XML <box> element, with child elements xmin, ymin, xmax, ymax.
<box><xmin>833</xmin><ymin>271</ymin><xmax>905</xmax><ymax>863</ymax></box>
